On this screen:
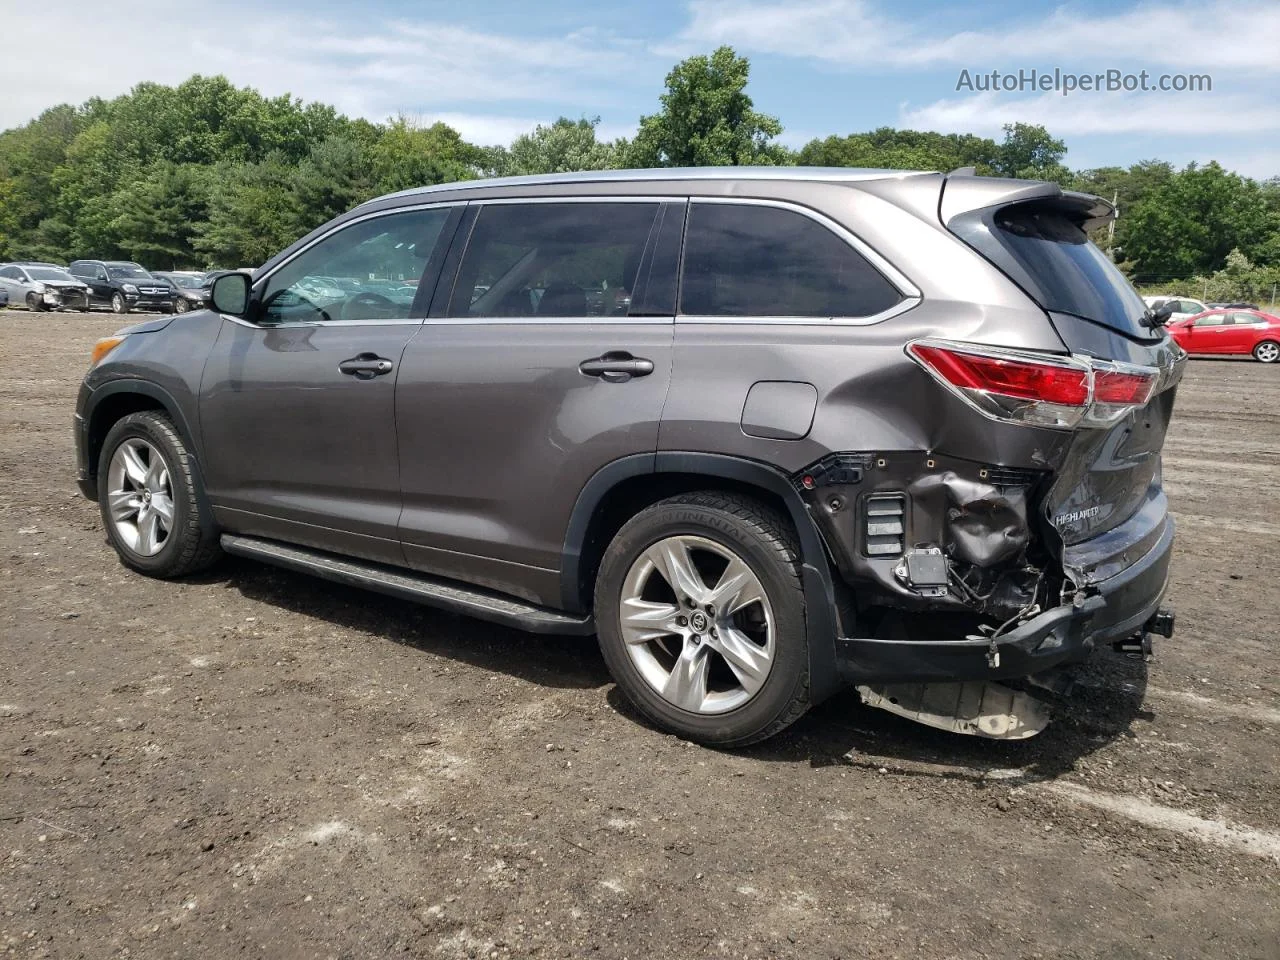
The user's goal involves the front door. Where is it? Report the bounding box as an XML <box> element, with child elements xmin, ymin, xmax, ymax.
<box><xmin>199</xmin><ymin>205</ymin><xmax>459</xmax><ymax>564</ymax></box>
<box><xmin>394</xmin><ymin>199</ymin><xmax>682</xmax><ymax>606</ymax></box>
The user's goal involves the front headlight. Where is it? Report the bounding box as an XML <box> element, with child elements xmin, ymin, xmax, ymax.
<box><xmin>43</xmin><ymin>288</ymin><xmax>60</xmax><ymax>302</ymax></box>
<box><xmin>122</xmin><ymin>283</ymin><xmax>138</xmax><ymax>294</ymax></box>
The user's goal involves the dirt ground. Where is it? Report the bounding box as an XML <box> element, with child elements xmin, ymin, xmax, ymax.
<box><xmin>1</xmin><ymin>311</ymin><xmax>1277</xmax><ymax>960</ymax></box>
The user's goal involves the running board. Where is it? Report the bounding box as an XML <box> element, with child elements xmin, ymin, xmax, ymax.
<box><xmin>220</xmin><ymin>534</ymin><xmax>595</xmax><ymax>636</ymax></box>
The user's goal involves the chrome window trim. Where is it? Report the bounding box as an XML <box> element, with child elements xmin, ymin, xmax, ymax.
<box><xmin>678</xmin><ymin>196</ymin><xmax>921</xmax><ymax>326</ymax></box>
<box><xmin>220</xmin><ymin>314</ymin><xmax>425</xmax><ymax>329</ymax></box>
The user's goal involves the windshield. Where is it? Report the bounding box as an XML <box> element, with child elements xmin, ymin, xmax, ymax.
<box><xmin>166</xmin><ymin>274</ymin><xmax>205</xmax><ymax>288</ymax></box>
<box><xmin>27</xmin><ymin>267</ymin><xmax>78</xmax><ymax>282</ymax></box>
<box><xmin>953</xmin><ymin>200</ymin><xmax>1154</xmax><ymax>340</ymax></box>
<box><xmin>107</xmin><ymin>264</ymin><xmax>152</xmax><ymax>280</ymax></box>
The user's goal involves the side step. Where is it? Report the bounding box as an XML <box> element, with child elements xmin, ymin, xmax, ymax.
<box><xmin>220</xmin><ymin>534</ymin><xmax>595</xmax><ymax>636</ymax></box>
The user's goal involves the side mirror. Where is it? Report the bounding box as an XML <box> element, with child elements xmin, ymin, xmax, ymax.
<box><xmin>211</xmin><ymin>272</ymin><xmax>251</xmax><ymax>315</ymax></box>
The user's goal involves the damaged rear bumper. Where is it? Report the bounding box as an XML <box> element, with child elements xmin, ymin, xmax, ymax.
<box><xmin>834</xmin><ymin>513</ymin><xmax>1174</xmax><ymax>684</ymax></box>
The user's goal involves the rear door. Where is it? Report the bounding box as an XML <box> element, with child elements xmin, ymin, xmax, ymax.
<box><xmin>199</xmin><ymin>204</ymin><xmax>460</xmax><ymax>564</ymax></box>
<box><xmin>394</xmin><ymin>198</ymin><xmax>680</xmax><ymax>606</ymax></box>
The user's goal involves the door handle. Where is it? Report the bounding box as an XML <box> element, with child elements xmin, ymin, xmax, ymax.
<box><xmin>578</xmin><ymin>352</ymin><xmax>654</xmax><ymax>383</ymax></box>
<box><xmin>339</xmin><ymin>353</ymin><xmax>394</xmax><ymax>379</ymax></box>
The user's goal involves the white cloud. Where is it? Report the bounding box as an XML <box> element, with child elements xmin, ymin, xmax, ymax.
<box><xmin>672</xmin><ymin>0</ymin><xmax>1280</xmax><ymax>72</ymax></box>
<box><xmin>899</xmin><ymin>90</ymin><xmax>1280</xmax><ymax>138</ymax></box>
<box><xmin>0</xmin><ymin>0</ymin><xmax>650</xmax><ymax>130</ymax></box>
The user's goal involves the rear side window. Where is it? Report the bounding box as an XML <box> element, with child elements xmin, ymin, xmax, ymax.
<box><xmin>968</xmin><ymin>202</ymin><xmax>1152</xmax><ymax>339</ymax></box>
<box><xmin>448</xmin><ymin>202</ymin><xmax>661</xmax><ymax>319</ymax></box>
<box><xmin>679</xmin><ymin>203</ymin><xmax>903</xmax><ymax>319</ymax></box>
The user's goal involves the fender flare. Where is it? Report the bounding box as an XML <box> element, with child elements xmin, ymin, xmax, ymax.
<box><xmin>86</xmin><ymin>379</ymin><xmax>202</xmax><ymax>461</ymax></box>
<box><xmin>82</xmin><ymin>380</ymin><xmax>217</xmax><ymax>540</ymax></box>
<box><xmin>561</xmin><ymin>451</ymin><xmax>844</xmax><ymax>704</ymax></box>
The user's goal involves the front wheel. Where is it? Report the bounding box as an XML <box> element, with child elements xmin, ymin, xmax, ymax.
<box><xmin>26</xmin><ymin>293</ymin><xmax>45</xmax><ymax>312</ymax></box>
<box><xmin>1254</xmin><ymin>340</ymin><xmax>1279</xmax><ymax>363</ymax></box>
<box><xmin>173</xmin><ymin>298</ymin><xmax>190</xmax><ymax>314</ymax></box>
<box><xmin>594</xmin><ymin>492</ymin><xmax>810</xmax><ymax>747</ymax></box>
<box><xmin>111</xmin><ymin>292</ymin><xmax>129</xmax><ymax>314</ymax></box>
<box><xmin>98</xmin><ymin>411</ymin><xmax>221</xmax><ymax>577</ymax></box>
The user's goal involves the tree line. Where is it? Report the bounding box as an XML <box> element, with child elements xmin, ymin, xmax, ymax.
<box><xmin>1</xmin><ymin>47</ymin><xmax>1277</xmax><ymax>299</ymax></box>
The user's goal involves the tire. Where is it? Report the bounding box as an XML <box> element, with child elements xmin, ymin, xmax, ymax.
<box><xmin>26</xmin><ymin>293</ymin><xmax>45</xmax><ymax>312</ymax></box>
<box><xmin>97</xmin><ymin>411</ymin><xmax>221</xmax><ymax>578</ymax></box>
<box><xmin>111</xmin><ymin>292</ymin><xmax>129</xmax><ymax>314</ymax></box>
<box><xmin>594</xmin><ymin>492</ymin><xmax>810</xmax><ymax>747</ymax></box>
<box><xmin>174</xmin><ymin>298</ymin><xmax>189</xmax><ymax>314</ymax></box>
<box><xmin>1253</xmin><ymin>340</ymin><xmax>1279</xmax><ymax>364</ymax></box>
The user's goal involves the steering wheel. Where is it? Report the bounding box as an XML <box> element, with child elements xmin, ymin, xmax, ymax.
<box><xmin>341</xmin><ymin>291</ymin><xmax>396</xmax><ymax>321</ymax></box>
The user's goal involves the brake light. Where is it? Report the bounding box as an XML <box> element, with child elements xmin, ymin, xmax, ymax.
<box><xmin>1092</xmin><ymin>368</ymin><xmax>1157</xmax><ymax>405</ymax></box>
<box><xmin>907</xmin><ymin>339</ymin><xmax>1159</xmax><ymax>429</ymax></box>
<box><xmin>908</xmin><ymin>344</ymin><xmax>1089</xmax><ymax>407</ymax></box>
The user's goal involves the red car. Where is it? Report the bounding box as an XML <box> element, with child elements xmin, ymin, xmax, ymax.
<box><xmin>1167</xmin><ymin>308</ymin><xmax>1280</xmax><ymax>363</ymax></box>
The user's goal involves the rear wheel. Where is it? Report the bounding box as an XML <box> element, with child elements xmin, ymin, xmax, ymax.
<box><xmin>111</xmin><ymin>292</ymin><xmax>129</xmax><ymax>314</ymax></box>
<box><xmin>1254</xmin><ymin>340</ymin><xmax>1279</xmax><ymax>363</ymax></box>
<box><xmin>98</xmin><ymin>411</ymin><xmax>221</xmax><ymax>577</ymax></box>
<box><xmin>594</xmin><ymin>492</ymin><xmax>810</xmax><ymax>747</ymax></box>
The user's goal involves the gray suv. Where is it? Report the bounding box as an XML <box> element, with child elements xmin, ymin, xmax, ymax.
<box><xmin>74</xmin><ymin>167</ymin><xmax>1181</xmax><ymax>746</ymax></box>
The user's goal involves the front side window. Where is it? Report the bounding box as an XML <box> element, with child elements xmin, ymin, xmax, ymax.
<box><xmin>447</xmin><ymin>202</ymin><xmax>661</xmax><ymax>319</ymax></box>
<box><xmin>1195</xmin><ymin>313</ymin><xmax>1227</xmax><ymax>327</ymax></box>
<box><xmin>260</xmin><ymin>207</ymin><xmax>452</xmax><ymax>324</ymax></box>
<box><xmin>680</xmin><ymin>202</ymin><xmax>903</xmax><ymax>319</ymax></box>
<box><xmin>0</xmin><ymin>267</ymin><xmax>19</xmax><ymax>280</ymax></box>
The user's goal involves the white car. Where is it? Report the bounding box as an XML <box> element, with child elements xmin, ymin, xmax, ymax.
<box><xmin>1143</xmin><ymin>295</ymin><xmax>1209</xmax><ymax>322</ymax></box>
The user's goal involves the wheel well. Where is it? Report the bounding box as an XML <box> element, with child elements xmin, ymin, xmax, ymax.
<box><xmin>573</xmin><ymin>472</ymin><xmax>794</xmax><ymax>612</ymax></box>
<box><xmin>86</xmin><ymin>393</ymin><xmax>166</xmax><ymax>480</ymax></box>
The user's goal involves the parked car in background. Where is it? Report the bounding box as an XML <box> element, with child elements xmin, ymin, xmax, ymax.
<box><xmin>0</xmin><ymin>286</ymin><xmax>7</xmax><ymax>308</ymax></box>
<box><xmin>76</xmin><ymin>167</ymin><xmax>1181</xmax><ymax>747</ymax></box>
<box><xmin>1167</xmin><ymin>309</ymin><xmax>1280</xmax><ymax>362</ymax></box>
<box><xmin>1143</xmin><ymin>295</ymin><xmax>1209</xmax><ymax>323</ymax></box>
<box><xmin>0</xmin><ymin>263</ymin><xmax>92</xmax><ymax>311</ymax></box>
<box><xmin>152</xmin><ymin>271</ymin><xmax>208</xmax><ymax>313</ymax></box>
<box><xmin>68</xmin><ymin>260</ymin><xmax>177</xmax><ymax>314</ymax></box>
<box><xmin>10</xmin><ymin>260</ymin><xmax>67</xmax><ymax>270</ymax></box>
<box><xmin>1206</xmin><ymin>301</ymin><xmax>1260</xmax><ymax>310</ymax></box>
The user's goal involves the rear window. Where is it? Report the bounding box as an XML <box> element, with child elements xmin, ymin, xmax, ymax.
<box><xmin>958</xmin><ymin>201</ymin><xmax>1153</xmax><ymax>339</ymax></box>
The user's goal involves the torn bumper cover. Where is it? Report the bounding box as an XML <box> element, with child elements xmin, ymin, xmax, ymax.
<box><xmin>834</xmin><ymin>514</ymin><xmax>1175</xmax><ymax>684</ymax></box>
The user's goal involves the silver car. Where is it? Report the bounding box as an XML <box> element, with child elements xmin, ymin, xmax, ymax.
<box><xmin>0</xmin><ymin>263</ymin><xmax>92</xmax><ymax>312</ymax></box>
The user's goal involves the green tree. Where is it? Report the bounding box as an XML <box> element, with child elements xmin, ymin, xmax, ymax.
<box><xmin>1122</xmin><ymin>162</ymin><xmax>1273</xmax><ymax>280</ymax></box>
<box><xmin>370</xmin><ymin>118</ymin><xmax>484</xmax><ymax>194</ymax></box>
<box><xmin>106</xmin><ymin>163</ymin><xmax>210</xmax><ymax>268</ymax></box>
<box><xmin>294</xmin><ymin>135</ymin><xmax>376</xmax><ymax>231</ymax></box>
<box><xmin>194</xmin><ymin>155</ymin><xmax>302</xmax><ymax>267</ymax></box>
<box><xmin>628</xmin><ymin>46</ymin><xmax>783</xmax><ymax>167</ymax></box>
<box><xmin>486</xmin><ymin>117</ymin><xmax>622</xmax><ymax>176</ymax></box>
<box><xmin>798</xmin><ymin>127</ymin><xmax>1001</xmax><ymax>172</ymax></box>
<box><xmin>994</xmin><ymin>123</ymin><xmax>1069</xmax><ymax>183</ymax></box>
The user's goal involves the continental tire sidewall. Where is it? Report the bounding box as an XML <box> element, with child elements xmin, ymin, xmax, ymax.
<box><xmin>595</xmin><ymin>496</ymin><xmax>808</xmax><ymax>747</ymax></box>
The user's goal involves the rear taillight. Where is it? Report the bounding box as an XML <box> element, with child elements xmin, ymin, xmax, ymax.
<box><xmin>907</xmin><ymin>339</ymin><xmax>1158</xmax><ymax>429</ymax></box>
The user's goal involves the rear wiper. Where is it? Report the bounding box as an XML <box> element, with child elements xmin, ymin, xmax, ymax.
<box><xmin>1141</xmin><ymin>302</ymin><xmax>1175</xmax><ymax>330</ymax></box>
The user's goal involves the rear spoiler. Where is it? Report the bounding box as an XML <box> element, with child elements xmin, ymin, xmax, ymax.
<box><xmin>940</xmin><ymin>173</ymin><xmax>1116</xmax><ymax>232</ymax></box>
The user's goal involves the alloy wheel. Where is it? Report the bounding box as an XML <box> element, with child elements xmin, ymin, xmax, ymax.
<box><xmin>619</xmin><ymin>535</ymin><xmax>775</xmax><ymax>715</ymax></box>
<box><xmin>1255</xmin><ymin>341</ymin><xmax>1279</xmax><ymax>363</ymax></box>
<box><xmin>106</xmin><ymin>438</ymin><xmax>174</xmax><ymax>557</ymax></box>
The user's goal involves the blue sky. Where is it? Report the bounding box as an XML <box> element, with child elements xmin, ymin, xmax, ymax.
<box><xmin>5</xmin><ymin>0</ymin><xmax>1278</xmax><ymax>178</ymax></box>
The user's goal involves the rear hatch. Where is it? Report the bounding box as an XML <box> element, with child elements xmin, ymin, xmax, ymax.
<box><xmin>943</xmin><ymin>183</ymin><xmax>1185</xmax><ymax>581</ymax></box>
